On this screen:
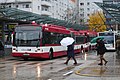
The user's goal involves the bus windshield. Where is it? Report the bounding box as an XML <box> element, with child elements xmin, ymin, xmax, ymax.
<box><xmin>13</xmin><ymin>26</ymin><xmax>42</xmax><ymax>47</ymax></box>
<box><xmin>99</xmin><ymin>32</ymin><xmax>114</xmax><ymax>44</ymax></box>
<box><xmin>98</xmin><ymin>31</ymin><xmax>116</xmax><ymax>50</ymax></box>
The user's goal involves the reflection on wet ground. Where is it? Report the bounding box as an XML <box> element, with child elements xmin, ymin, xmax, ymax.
<box><xmin>75</xmin><ymin>52</ymin><xmax>120</xmax><ymax>77</ymax></box>
<box><xmin>76</xmin><ymin>66</ymin><xmax>120</xmax><ymax>77</ymax></box>
<box><xmin>0</xmin><ymin>51</ymin><xmax>120</xmax><ymax>80</ymax></box>
<box><xmin>0</xmin><ymin>56</ymin><xmax>84</xmax><ymax>80</ymax></box>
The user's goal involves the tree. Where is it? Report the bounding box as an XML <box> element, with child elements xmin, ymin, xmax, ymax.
<box><xmin>88</xmin><ymin>11</ymin><xmax>107</xmax><ymax>32</ymax></box>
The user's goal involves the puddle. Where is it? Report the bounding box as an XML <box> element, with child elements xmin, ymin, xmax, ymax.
<box><xmin>75</xmin><ymin>66</ymin><xmax>120</xmax><ymax>77</ymax></box>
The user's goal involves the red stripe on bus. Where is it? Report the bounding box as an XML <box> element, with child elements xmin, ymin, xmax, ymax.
<box><xmin>12</xmin><ymin>49</ymin><xmax>80</xmax><ymax>59</ymax></box>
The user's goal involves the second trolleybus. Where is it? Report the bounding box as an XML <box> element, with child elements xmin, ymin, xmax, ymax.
<box><xmin>98</xmin><ymin>31</ymin><xmax>116</xmax><ymax>50</ymax></box>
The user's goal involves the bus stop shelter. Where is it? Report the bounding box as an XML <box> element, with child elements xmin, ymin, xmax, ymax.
<box><xmin>95</xmin><ymin>2</ymin><xmax>120</xmax><ymax>30</ymax></box>
<box><xmin>0</xmin><ymin>8</ymin><xmax>88</xmax><ymax>30</ymax></box>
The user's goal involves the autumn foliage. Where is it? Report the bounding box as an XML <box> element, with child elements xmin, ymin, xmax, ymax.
<box><xmin>88</xmin><ymin>11</ymin><xmax>107</xmax><ymax>32</ymax></box>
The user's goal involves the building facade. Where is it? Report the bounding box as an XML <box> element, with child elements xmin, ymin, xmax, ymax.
<box><xmin>0</xmin><ymin>0</ymin><xmax>105</xmax><ymax>24</ymax></box>
<box><xmin>0</xmin><ymin>0</ymin><xmax>75</xmax><ymax>20</ymax></box>
<box><xmin>78</xmin><ymin>0</ymin><xmax>103</xmax><ymax>25</ymax></box>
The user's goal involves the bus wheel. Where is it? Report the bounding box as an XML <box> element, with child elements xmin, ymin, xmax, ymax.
<box><xmin>49</xmin><ymin>48</ymin><xmax>53</xmax><ymax>60</ymax></box>
<box><xmin>23</xmin><ymin>58</ymin><xmax>28</xmax><ymax>61</ymax></box>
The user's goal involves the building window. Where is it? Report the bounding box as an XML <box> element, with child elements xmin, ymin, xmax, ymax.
<box><xmin>87</xmin><ymin>2</ymin><xmax>90</xmax><ymax>5</ymax></box>
<box><xmin>87</xmin><ymin>8</ymin><xmax>90</xmax><ymax>11</ymax></box>
<box><xmin>16</xmin><ymin>5</ymin><xmax>18</xmax><ymax>8</ymax></box>
<box><xmin>80</xmin><ymin>8</ymin><xmax>84</xmax><ymax>11</ymax></box>
<box><xmin>87</xmin><ymin>14</ymin><xmax>90</xmax><ymax>16</ymax></box>
<box><xmin>9</xmin><ymin>5</ymin><xmax>11</xmax><ymax>8</ymax></box>
<box><xmin>41</xmin><ymin>5</ymin><xmax>49</xmax><ymax>11</ymax></box>
<box><xmin>80</xmin><ymin>14</ymin><xmax>84</xmax><ymax>17</ymax></box>
<box><xmin>25</xmin><ymin>4</ymin><xmax>29</xmax><ymax>8</ymax></box>
<box><xmin>80</xmin><ymin>19</ymin><xmax>84</xmax><ymax>22</ymax></box>
<box><xmin>80</xmin><ymin>3</ymin><xmax>84</xmax><ymax>6</ymax></box>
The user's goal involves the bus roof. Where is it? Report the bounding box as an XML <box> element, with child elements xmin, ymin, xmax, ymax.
<box><xmin>42</xmin><ymin>25</ymin><xmax>71</xmax><ymax>34</ymax></box>
<box><xmin>16</xmin><ymin>24</ymin><xmax>86</xmax><ymax>35</ymax></box>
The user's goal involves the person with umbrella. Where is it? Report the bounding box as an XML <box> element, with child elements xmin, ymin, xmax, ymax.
<box><xmin>64</xmin><ymin>43</ymin><xmax>77</xmax><ymax>65</ymax></box>
<box><xmin>96</xmin><ymin>38</ymin><xmax>108</xmax><ymax>66</ymax></box>
<box><xmin>60</xmin><ymin>37</ymin><xmax>77</xmax><ymax>65</ymax></box>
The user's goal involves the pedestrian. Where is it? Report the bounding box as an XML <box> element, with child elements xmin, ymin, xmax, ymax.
<box><xmin>96</xmin><ymin>38</ymin><xmax>108</xmax><ymax>65</ymax></box>
<box><xmin>81</xmin><ymin>45</ymin><xmax>84</xmax><ymax>53</ymax></box>
<box><xmin>116</xmin><ymin>36</ymin><xmax>120</xmax><ymax>55</ymax></box>
<box><xmin>64</xmin><ymin>43</ymin><xmax>77</xmax><ymax>65</ymax></box>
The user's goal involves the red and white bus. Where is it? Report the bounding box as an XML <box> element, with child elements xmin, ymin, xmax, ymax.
<box><xmin>12</xmin><ymin>24</ymin><xmax>97</xmax><ymax>60</ymax></box>
<box><xmin>79</xmin><ymin>30</ymin><xmax>97</xmax><ymax>51</ymax></box>
<box><xmin>87</xmin><ymin>30</ymin><xmax>98</xmax><ymax>50</ymax></box>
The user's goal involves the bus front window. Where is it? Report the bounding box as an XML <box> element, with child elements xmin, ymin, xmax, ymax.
<box><xmin>13</xmin><ymin>26</ymin><xmax>42</xmax><ymax>47</ymax></box>
<box><xmin>103</xmin><ymin>36</ymin><xmax>114</xmax><ymax>44</ymax></box>
<box><xmin>14</xmin><ymin>31</ymin><xmax>42</xmax><ymax>47</ymax></box>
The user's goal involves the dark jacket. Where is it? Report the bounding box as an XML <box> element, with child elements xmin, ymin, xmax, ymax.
<box><xmin>96</xmin><ymin>40</ymin><xmax>107</xmax><ymax>55</ymax></box>
<box><xmin>67</xmin><ymin>44</ymin><xmax>74</xmax><ymax>58</ymax></box>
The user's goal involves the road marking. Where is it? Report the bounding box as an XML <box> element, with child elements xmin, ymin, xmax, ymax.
<box><xmin>63</xmin><ymin>71</ymin><xmax>73</xmax><ymax>76</ymax></box>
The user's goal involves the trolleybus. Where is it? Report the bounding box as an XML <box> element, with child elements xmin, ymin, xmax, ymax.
<box><xmin>12</xmin><ymin>24</ymin><xmax>97</xmax><ymax>60</ymax></box>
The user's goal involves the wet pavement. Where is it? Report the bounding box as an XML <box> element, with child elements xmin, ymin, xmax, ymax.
<box><xmin>75</xmin><ymin>52</ymin><xmax>120</xmax><ymax>77</ymax></box>
<box><xmin>0</xmin><ymin>51</ymin><xmax>120</xmax><ymax>80</ymax></box>
<box><xmin>66</xmin><ymin>52</ymin><xmax>120</xmax><ymax>80</ymax></box>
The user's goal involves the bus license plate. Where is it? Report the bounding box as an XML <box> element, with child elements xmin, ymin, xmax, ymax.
<box><xmin>23</xmin><ymin>54</ymin><xmax>29</xmax><ymax>56</ymax></box>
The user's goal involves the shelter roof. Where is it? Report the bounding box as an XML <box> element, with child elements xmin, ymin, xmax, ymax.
<box><xmin>95</xmin><ymin>2</ymin><xmax>120</xmax><ymax>24</ymax></box>
<box><xmin>0</xmin><ymin>8</ymin><xmax>88</xmax><ymax>30</ymax></box>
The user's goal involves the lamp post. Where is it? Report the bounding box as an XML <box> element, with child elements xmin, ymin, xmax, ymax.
<box><xmin>116</xmin><ymin>22</ymin><xmax>118</xmax><ymax>32</ymax></box>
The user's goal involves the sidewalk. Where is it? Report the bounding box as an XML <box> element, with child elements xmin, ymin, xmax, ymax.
<box><xmin>65</xmin><ymin>51</ymin><xmax>120</xmax><ymax>80</ymax></box>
